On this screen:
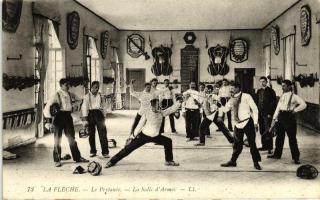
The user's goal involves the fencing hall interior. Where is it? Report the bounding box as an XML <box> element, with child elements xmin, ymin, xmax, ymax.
<box><xmin>2</xmin><ymin>0</ymin><xmax>320</xmax><ymax>199</ymax></box>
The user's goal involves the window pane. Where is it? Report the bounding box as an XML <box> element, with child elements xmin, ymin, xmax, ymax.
<box><xmin>56</xmin><ymin>61</ymin><xmax>63</xmax><ymax>71</ymax></box>
<box><xmin>55</xmin><ymin>51</ymin><xmax>62</xmax><ymax>61</ymax></box>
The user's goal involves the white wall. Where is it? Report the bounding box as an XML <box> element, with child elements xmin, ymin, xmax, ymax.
<box><xmin>2</xmin><ymin>0</ymin><xmax>120</xmax><ymax>148</ymax></box>
<box><xmin>262</xmin><ymin>0</ymin><xmax>320</xmax><ymax>104</ymax></box>
<box><xmin>119</xmin><ymin>30</ymin><xmax>263</xmax><ymax>85</ymax></box>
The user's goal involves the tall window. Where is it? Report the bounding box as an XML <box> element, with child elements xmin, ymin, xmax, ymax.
<box><xmin>86</xmin><ymin>37</ymin><xmax>101</xmax><ymax>89</ymax></box>
<box><xmin>283</xmin><ymin>35</ymin><xmax>295</xmax><ymax>80</ymax></box>
<box><xmin>263</xmin><ymin>45</ymin><xmax>271</xmax><ymax>77</ymax></box>
<box><xmin>44</xmin><ymin>20</ymin><xmax>65</xmax><ymax>103</ymax></box>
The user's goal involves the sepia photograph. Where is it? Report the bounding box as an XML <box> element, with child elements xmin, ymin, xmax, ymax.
<box><xmin>1</xmin><ymin>0</ymin><xmax>320</xmax><ymax>199</ymax></box>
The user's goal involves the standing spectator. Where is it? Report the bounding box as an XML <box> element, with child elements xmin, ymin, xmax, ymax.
<box><xmin>44</xmin><ymin>78</ymin><xmax>89</xmax><ymax>167</ymax></box>
<box><xmin>159</xmin><ymin>79</ymin><xmax>177</xmax><ymax>134</ymax></box>
<box><xmin>255</xmin><ymin>76</ymin><xmax>277</xmax><ymax>154</ymax></box>
<box><xmin>198</xmin><ymin>82</ymin><xmax>208</xmax><ymax>136</ymax></box>
<box><xmin>150</xmin><ymin>78</ymin><xmax>160</xmax><ymax>97</ymax></box>
<box><xmin>183</xmin><ymin>82</ymin><xmax>201</xmax><ymax>141</ymax></box>
<box><xmin>81</xmin><ymin>81</ymin><xmax>109</xmax><ymax>158</ymax></box>
<box><xmin>219</xmin><ymin>79</ymin><xmax>233</xmax><ymax>131</ymax></box>
<box><xmin>268</xmin><ymin>80</ymin><xmax>306</xmax><ymax>164</ymax></box>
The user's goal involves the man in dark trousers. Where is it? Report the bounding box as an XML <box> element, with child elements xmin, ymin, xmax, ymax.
<box><xmin>219</xmin><ymin>79</ymin><xmax>233</xmax><ymax>131</ymax></box>
<box><xmin>268</xmin><ymin>80</ymin><xmax>306</xmax><ymax>164</ymax></box>
<box><xmin>198</xmin><ymin>82</ymin><xmax>210</xmax><ymax>137</ymax></box>
<box><xmin>81</xmin><ymin>81</ymin><xmax>109</xmax><ymax>158</ymax></box>
<box><xmin>44</xmin><ymin>78</ymin><xmax>89</xmax><ymax>167</ymax></box>
<box><xmin>159</xmin><ymin>79</ymin><xmax>177</xmax><ymax>134</ymax></box>
<box><xmin>255</xmin><ymin>76</ymin><xmax>277</xmax><ymax>154</ymax></box>
<box><xmin>105</xmin><ymin>98</ymin><xmax>182</xmax><ymax>168</ymax></box>
<box><xmin>194</xmin><ymin>84</ymin><xmax>234</xmax><ymax>146</ymax></box>
<box><xmin>220</xmin><ymin>83</ymin><xmax>262</xmax><ymax>170</ymax></box>
<box><xmin>183</xmin><ymin>82</ymin><xmax>201</xmax><ymax>141</ymax></box>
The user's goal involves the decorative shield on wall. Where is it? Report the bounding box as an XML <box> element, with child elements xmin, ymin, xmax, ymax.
<box><xmin>127</xmin><ymin>34</ymin><xmax>145</xmax><ymax>58</ymax></box>
<box><xmin>300</xmin><ymin>5</ymin><xmax>311</xmax><ymax>46</ymax></box>
<box><xmin>67</xmin><ymin>11</ymin><xmax>80</xmax><ymax>50</ymax></box>
<box><xmin>230</xmin><ymin>39</ymin><xmax>248</xmax><ymax>63</ymax></box>
<box><xmin>207</xmin><ymin>45</ymin><xmax>230</xmax><ymax>76</ymax></box>
<box><xmin>151</xmin><ymin>45</ymin><xmax>173</xmax><ymax>76</ymax></box>
<box><xmin>271</xmin><ymin>25</ymin><xmax>280</xmax><ymax>55</ymax></box>
<box><xmin>2</xmin><ymin>0</ymin><xmax>23</xmax><ymax>32</ymax></box>
<box><xmin>100</xmin><ymin>31</ymin><xmax>109</xmax><ymax>59</ymax></box>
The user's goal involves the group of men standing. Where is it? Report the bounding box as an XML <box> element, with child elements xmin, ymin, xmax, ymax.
<box><xmin>44</xmin><ymin>76</ymin><xmax>307</xmax><ymax>170</ymax></box>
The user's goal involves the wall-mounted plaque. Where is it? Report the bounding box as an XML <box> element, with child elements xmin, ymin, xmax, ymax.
<box><xmin>271</xmin><ymin>25</ymin><xmax>280</xmax><ymax>55</ymax></box>
<box><xmin>127</xmin><ymin>34</ymin><xmax>145</xmax><ymax>58</ymax></box>
<box><xmin>67</xmin><ymin>11</ymin><xmax>80</xmax><ymax>50</ymax></box>
<box><xmin>300</xmin><ymin>5</ymin><xmax>311</xmax><ymax>46</ymax></box>
<box><xmin>100</xmin><ymin>31</ymin><xmax>109</xmax><ymax>59</ymax></box>
<box><xmin>208</xmin><ymin>45</ymin><xmax>229</xmax><ymax>76</ymax></box>
<box><xmin>180</xmin><ymin>45</ymin><xmax>199</xmax><ymax>92</ymax></box>
<box><xmin>230</xmin><ymin>39</ymin><xmax>248</xmax><ymax>63</ymax></box>
<box><xmin>2</xmin><ymin>0</ymin><xmax>23</xmax><ymax>32</ymax></box>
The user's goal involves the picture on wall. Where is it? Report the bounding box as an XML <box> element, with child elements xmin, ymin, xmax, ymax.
<box><xmin>2</xmin><ymin>0</ymin><xmax>23</xmax><ymax>33</ymax></box>
<box><xmin>230</xmin><ymin>39</ymin><xmax>248</xmax><ymax>63</ymax></box>
<box><xmin>67</xmin><ymin>11</ymin><xmax>80</xmax><ymax>50</ymax></box>
<box><xmin>127</xmin><ymin>34</ymin><xmax>146</xmax><ymax>58</ymax></box>
<box><xmin>271</xmin><ymin>25</ymin><xmax>280</xmax><ymax>55</ymax></box>
<box><xmin>300</xmin><ymin>5</ymin><xmax>311</xmax><ymax>46</ymax></box>
<box><xmin>100</xmin><ymin>31</ymin><xmax>109</xmax><ymax>59</ymax></box>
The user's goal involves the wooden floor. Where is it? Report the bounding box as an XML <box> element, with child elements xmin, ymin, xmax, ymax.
<box><xmin>3</xmin><ymin>110</ymin><xmax>320</xmax><ymax>199</ymax></box>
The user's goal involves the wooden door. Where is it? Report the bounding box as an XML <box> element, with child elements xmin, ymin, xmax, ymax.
<box><xmin>235</xmin><ymin>68</ymin><xmax>255</xmax><ymax>96</ymax></box>
<box><xmin>181</xmin><ymin>45</ymin><xmax>199</xmax><ymax>92</ymax></box>
<box><xmin>126</xmin><ymin>68</ymin><xmax>145</xmax><ymax>110</ymax></box>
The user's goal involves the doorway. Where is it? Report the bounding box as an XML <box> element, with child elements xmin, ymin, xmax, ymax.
<box><xmin>126</xmin><ymin>68</ymin><xmax>145</xmax><ymax>110</ymax></box>
<box><xmin>234</xmin><ymin>68</ymin><xmax>255</xmax><ymax>95</ymax></box>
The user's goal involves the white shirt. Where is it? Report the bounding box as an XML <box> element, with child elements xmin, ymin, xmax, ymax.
<box><xmin>203</xmin><ymin>94</ymin><xmax>220</xmax><ymax>121</ymax></box>
<box><xmin>81</xmin><ymin>92</ymin><xmax>104</xmax><ymax>117</ymax></box>
<box><xmin>221</xmin><ymin>92</ymin><xmax>259</xmax><ymax>129</ymax></box>
<box><xmin>134</xmin><ymin>102</ymin><xmax>181</xmax><ymax>137</ymax></box>
<box><xmin>130</xmin><ymin>86</ymin><xmax>155</xmax><ymax>115</ymax></box>
<box><xmin>198</xmin><ymin>91</ymin><xmax>207</xmax><ymax>104</ymax></box>
<box><xmin>150</xmin><ymin>87</ymin><xmax>161</xmax><ymax>98</ymax></box>
<box><xmin>159</xmin><ymin>87</ymin><xmax>175</xmax><ymax>100</ymax></box>
<box><xmin>43</xmin><ymin>90</ymin><xmax>76</xmax><ymax>118</ymax></box>
<box><xmin>198</xmin><ymin>91</ymin><xmax>208</xmax><ymax>113</ymax></box>
<box><xmin>219</xmin><ymin>86</ymin><xmax>231</xmax><ymax>98</ymax></box>
<box><xmin>183</xmin><ymin>89</ymin><xmax>200</xmax><ymax>109</ymax></box>
<box><xmin>273</xmin><ymin>92</ymin><xmax>307</xmax><ymax>120</ymax></box>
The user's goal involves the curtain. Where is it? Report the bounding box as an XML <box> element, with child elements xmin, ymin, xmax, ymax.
<box><xmin>32</xmin><ymin>2</ymin><xmax>61</xmax><ymax>22</ymax></box>
<box><xmin>83</xmin><ymin>26</ymin><xmax>99</xmax><ymax>92</ymax></box>
<box><xmin>263</xmin><ymin>45</ymin><xmax>271</xmax><ymax>77</ymax></box>
<box><xmin>33</xmin><ymin>16</ymin><xmax>49</xmax><ymax>138</ymax></box>
<box><xmin>93</xmin><ymin>38</ymin><xmax>102</xmax><ymax>84</ymax></box>
<box><xmin>111</xmin><ymin>47</ymin><xmax>123</xmax><ymax>109</ymax></box>
<box><xmin>83</xmin><ymin>32</ymin><xmax>89</xmax><ymax>93</ymax></box>
<box><xmin>283</xmin><ymin>35</ymin><xmax>295</xmax><ymax>80</ymax></box>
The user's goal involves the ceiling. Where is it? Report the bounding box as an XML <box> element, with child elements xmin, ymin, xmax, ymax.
<box><xmin>76</xmin><ymin>0</ymin><xmax>299</xmax><ymax>30</ymax></box>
